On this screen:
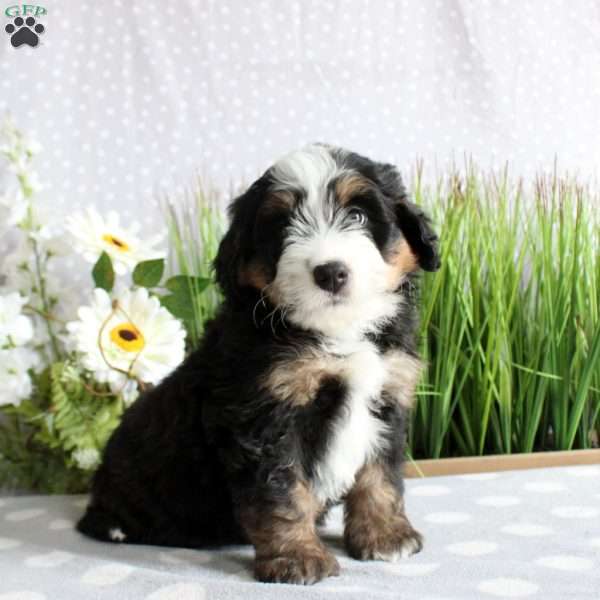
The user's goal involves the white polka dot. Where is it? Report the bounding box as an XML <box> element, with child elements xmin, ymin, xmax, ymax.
<box><xmin>478</xmin><ymin>578</ymin><xmax>539</xmax><ymax>597</ymax></box>
<box><xmin>407</xmin><ymin>484</ymin><xmax>451</xmax><ymax>497</ymax></box>
<box><xmin>0</xmin><ymin>593</ymin><xmax>46</xmax><ymax>600</ymax></box>
<box><xmin>0</xmin><ymin>538</ymin><xmax>22</xmax><ymax>550</ymax></box>
<box><xmin>501</xmin><ymin>523</ymin><xmax>553</xmax><ymax>537</ymax></box>
<box><xmin>383</xmin><ymin>562</ymin><xmax>440</xmax><ymax>577</ymax></box>
<box><xmin>158</xmin><ymin>549</ymin><xmax>213</xmax><ymax>565</ymax></box>
<box><xmin>446</xmin><ymin>541</ymin><xmax>498</xmax><ymax>556</ymax></box>
<box><xmin>48</xmin><ymin>519</ymin><xmax>73</xmax><ymax>531</ymax></box>
<box><xmin>536</xmin><ymin>555</ymin><xmax>594</xmax><ymax>571</ymax></box>
<box><xmin>552</xmin><ymin>505</ymin><xmax>600</xmax><ymax>519</ymax></box>
<box><xmin>5</xmin><ymin>509</ymin><xmax>46</xmax><ymax>522</ymax></box>
<box><xmin>81</xmin><ymin>563</ymin><xmax>134</xmax><ymax>586</ymax></box>
<box><xmin>146</xmin><ymin>583</ymin><xmax>206</xmax><ymax>600</ymax></box>
<box><xmin>424</xmin><ymin>512</ymin><xmax>471</xmax><ymax>524</ymax></box>
<box><xmin>25</xmin><ymin>551</ymin><xmax>74</xmax><ymax>568</ymax></box>
<box><xmin>476</xmin><ymin>496</ymin><xmax>521</xmax><ymax>507</ymax></box>
<box><xmin>566</xmin><ymin>466</ymin><xmax>600</xmax><ymax>477</ymax></box>
<box><xmin>523</xmin><ymin>482</ymin><xmax>566</xmax><ymax>493</ymax></box>
<box><xmin>458</xmin><ymin>472</ymin><xmax>499</xmax><ymax>481</ymax></box>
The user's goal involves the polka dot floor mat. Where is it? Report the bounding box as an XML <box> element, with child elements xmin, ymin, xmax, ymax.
<box><xmin>1</xmin><ymin>465</ymin><xmax>599</xmax><ymax>599</ymax></box>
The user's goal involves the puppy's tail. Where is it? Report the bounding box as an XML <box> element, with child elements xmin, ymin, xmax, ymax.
<box><xmin>77</xmin><ymin>504</ymin><xmax>129</xmax><ymax>543</ymax></box>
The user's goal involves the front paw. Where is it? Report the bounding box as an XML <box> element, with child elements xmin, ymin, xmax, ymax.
<box><xmin>345</xmin><ymin>524</ymin><xmax>423</xmax><ymax>562</ymax></box>
<box><xmin>255</xmin><ymin>549</ymin><xmax>340</xmax><ymax>585</ymax></box>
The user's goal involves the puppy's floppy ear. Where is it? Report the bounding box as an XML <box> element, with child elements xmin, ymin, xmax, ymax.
<box><xmin>375</xmin><ymin>162</ymin><xmax>441</xmax><ymax>272</ymax></box>
<box><xmin>394</xmin><ymin>200</ymin><xmax>441</xmax><ymax>272</ymax></box>
<box><xmin>214</xmin><ymin>212</ymin><xmax>242</xmax><ymax>300</ymax></box>
<box><xmin>214</xmin><ymin>178</ymin><xmax>265</xmax><ymax>299</ymax></box>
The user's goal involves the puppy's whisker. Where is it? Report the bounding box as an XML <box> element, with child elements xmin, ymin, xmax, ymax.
<box><xmin>261</xmin><ymin>304</ymin><xmax>281</xmax><ymax>329</ymax></box>
<box><xmin>252</xmin><ymin>290</ymin><xmax>269</xmax><ymax>329</ymax></box>
<box><xmin>279</xmin><ymin>305</ymin><xmax>290</xmax><ymax>329</ymax></box>
<box><xmin>269</xmin><ymin>309</ymin><xmax>278</xmax><ymax>336</ymax></box>
<box><xmin>256</xmin><ymin>283</ymin><xmax>290</xmax><ymax>334</ymax></box>
<box><xmin>275</xmin><ymin>307</ymin><xmax>287</xmax><ymax>330</ymax></box>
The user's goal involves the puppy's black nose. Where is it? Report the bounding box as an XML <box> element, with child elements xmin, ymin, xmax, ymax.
<box><xmin>313</xmin><ymin>261</ymin><xmax>349</xmax><ymax>294</ymax></box>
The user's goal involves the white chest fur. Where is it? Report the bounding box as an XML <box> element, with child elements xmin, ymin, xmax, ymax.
<box><xmin>311</xmin><ymin>340</ymin><xmax>388</xmax><ymax>504</ymax></box>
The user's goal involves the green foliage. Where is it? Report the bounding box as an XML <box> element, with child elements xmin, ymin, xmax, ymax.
<box><xmin>0</xmin><ymin>421</ymin><xmax>89</xmax><ymax>494</ymax></box>
<box><xmin>165</xmin><ymin>274</ymin><xmax>210</xmax><ymax>296</ymax></box>
<box><xmin>163</xmin><ymin>180</ymin><xmax>225</xmax><ymax>347</ymax></box>
<box><xmin>92</xmin><ymin>251</ymin><xmax>115</xmax><ymax>292</ymax></box>
<box><xmin>133</xmin><ymin>258</ymin><xmax>165</xmax><ymax>288</ymax></box>
<box><xmin>0</xmin><ymin>363</ymin><xmax>124</xmax><ymax>493</ymax></box>
<box><xmin>43</xmin><ymin>362</ymin><xmax>124</xmax><ymax>460</ymax></box>
<box><xmin>412</xmin><ymin>167</ymin><xmax>600</xmax><ymax>458</ymax></box>
<box><xmin>160</xmin><ymin>275</ymin><xmax>211</xmax><ymax>330</ymax></box>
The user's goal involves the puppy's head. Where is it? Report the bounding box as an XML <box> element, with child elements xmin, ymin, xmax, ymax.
<box><xmin>215</xmin><ymin>145</ymin><xmax>440</xmax><ymax>338</ymax></box>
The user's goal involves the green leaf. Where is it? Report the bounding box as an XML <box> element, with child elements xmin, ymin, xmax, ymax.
<box><xmin>133</xmin><ymin>259</ymin><xmax>165</xmax><ymax>288</ymax></box>
<box><xmin>47</xmin><ymin>362</ymin><xmax>124</xmax><ymax>470</ymax></box>
<box><xmin>165</xmin><ymin>275</ymin><xmax>210</xmax><ymax>295</ymax></box>
<box><xmin>160</xmin><ymin>276</ymin><xmax>210</xmax><ymax>325</ymax></box>
<box><xmin>92</xmin><ymin>252</ymin><xmax>115</xmax><ymax>292</ymax></box>
<box><xmin>160</xmin><ymin>293</ymin><xmax>195</xmax><ymax>321</ymax></box>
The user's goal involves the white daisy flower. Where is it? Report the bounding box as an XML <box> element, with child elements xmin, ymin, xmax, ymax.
<box><xmin>65</xmin><ymin>207</ymin><xmax>164</xmax><ymax>275</ymax></box>
<box><xmin>0</xmin><ymin>292</ymin><xmax>34</xmax><ymax>348</ymax></box>
<box><xmin>66</xmin><ymin>287</ymin><xmax>186</xmax><ymax>389</ymax></box>
<box><xmin>0</xmin><ymin>346</ymin><xmax>37</xmax><ymax>406</ymax></box>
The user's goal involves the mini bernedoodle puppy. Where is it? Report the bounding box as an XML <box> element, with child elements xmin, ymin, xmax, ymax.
<box><xmin>78</xmin><ymin>144</ymin><xmax>440</xmax><ymax>585</ymax></box>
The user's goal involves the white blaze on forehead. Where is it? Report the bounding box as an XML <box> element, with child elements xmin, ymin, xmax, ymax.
<box><xmin>272</xmin><ymin>146</ymin><xmax>352</xmax><ymax>248</ymax></box>
<box><xmin>270</xmin><ymin>145</ymin><xmax>340</xmax><ymax>206</ymax></box>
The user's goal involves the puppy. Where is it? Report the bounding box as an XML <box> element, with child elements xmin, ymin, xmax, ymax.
<box><xmin>77</xmin><ymin>144</ymin><xmax>440</xmax><ymax>585</ymax></box>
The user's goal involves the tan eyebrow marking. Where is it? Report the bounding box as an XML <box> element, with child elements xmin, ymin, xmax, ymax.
<box><xmin>261</xmin><ymin>189</ymin><xmax>296</xmax><ymax>213</ymax></box>
<box><xmin>335</xmin><ymin>174</ymin><xmax>373</xmax><ymax>206</ymax></box>
<box><xmin>238</xmin><ymin>258</ymin><xmax>271</xmax><ymax>291</ymax></box>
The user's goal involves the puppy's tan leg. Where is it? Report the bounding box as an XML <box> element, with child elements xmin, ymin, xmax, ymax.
<box><xmin>344</xmin><ymin>462</ymin><xmax>423</xmax><ymax>561</ymax></box>
<box><xmin>240</xmin><ymin>480</ymin><xmax>340</xmax><ymax>585</ymax></box>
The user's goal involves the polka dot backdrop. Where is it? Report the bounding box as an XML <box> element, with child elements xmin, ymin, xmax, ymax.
<box><xmin>0</xmin><ymin>466</ymin><xmax>599</xmax><ymax>598</ymax></box>
<box><xmin>1</xmin><ymin>0</ymin><xmax>600</xmax><ymax>234</ymax></box>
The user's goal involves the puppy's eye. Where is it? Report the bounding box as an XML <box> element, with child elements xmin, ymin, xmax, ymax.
<box><xmin>346</xmin><ymin>207</ymin><xmax>367</xmax><ymax>226</ymax></box>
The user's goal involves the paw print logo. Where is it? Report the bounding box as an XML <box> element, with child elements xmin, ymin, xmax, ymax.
<box><xmin>5</xmin><ymin>16</ymin><xmax>45</xmax><ymax>48</ymax></box>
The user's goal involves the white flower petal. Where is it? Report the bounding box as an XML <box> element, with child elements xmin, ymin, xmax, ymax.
<box><xmin>66</xmin><ymin>207</ymin><xmax>164</xmax><ymax>274</ymax></box>
<box><xmin>0</xmin><ymin>293</ymin><xmax>34</xmax><ymax>347</ymax></box>
<box><xmin>0</xmin><ymin>348</ymin><xmax>35</xmax><ymax>406</ymax></box>
<box><xmin>67</xmin><ymin>287</ymin><xmax>185</xmax><ymax>389</ymax></box>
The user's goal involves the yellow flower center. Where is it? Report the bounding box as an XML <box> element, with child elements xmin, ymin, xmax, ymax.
<box><xmin>102</xmin><ymin>233</ymin><xmax>130</xmax><ymax>252</ymax></box>
<box><xmin>109</xmin><ymin>322</ymin><xmax>145</xmax><ymax>353</ymax></box>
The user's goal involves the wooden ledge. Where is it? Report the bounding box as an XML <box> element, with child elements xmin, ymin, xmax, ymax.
<box><xmin>404</xmin><ymin>449</ymin><xmax>600</xmax><ymax>478</ymax></box>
